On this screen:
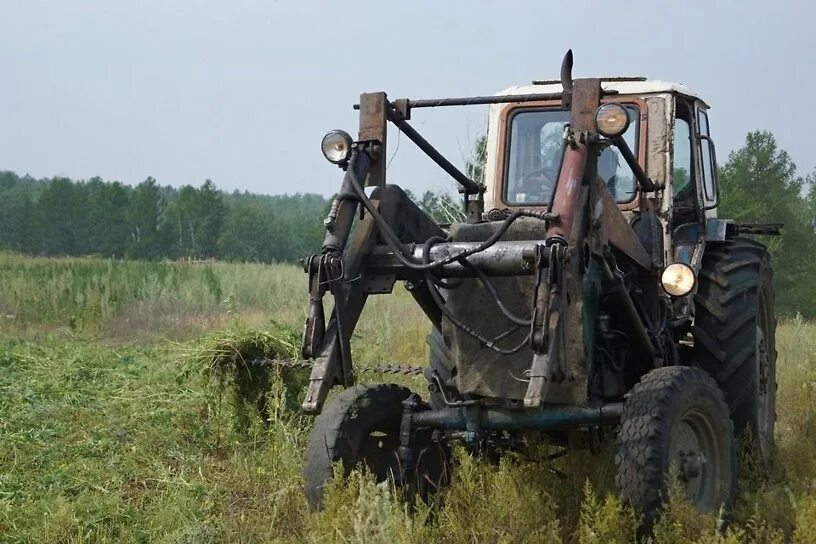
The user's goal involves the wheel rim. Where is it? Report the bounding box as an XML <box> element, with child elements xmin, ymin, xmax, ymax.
<box><xmin>756</xmin><ymin>290</ymin><xmax>774</xmax><ymax>461</ymax></box>
<box><xmin>358</xmin><ymin>422</ymin><xmax>402</xmax><ymax>483</ymax></box>
<box><xmin>669</xmin><ymin>408</ymin><xmax>723</xmax><ymax>511</ymax></box>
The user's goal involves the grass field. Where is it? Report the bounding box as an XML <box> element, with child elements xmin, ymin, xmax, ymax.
<box><xmin>0</xmin><ymin>253</ymin><xmax>814</xmax><ymax>543</ymax></box>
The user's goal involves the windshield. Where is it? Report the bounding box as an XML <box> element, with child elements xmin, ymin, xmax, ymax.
<box><xmin>503</xmin><ymin>105</ymin><xmax>640</xmax><ymax>205</ymax></box>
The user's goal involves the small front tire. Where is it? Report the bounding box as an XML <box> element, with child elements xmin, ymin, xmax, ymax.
<box><xmin>303</xmin><ymin>383</ymin><xmax>448</xmax><ymax>510</ymax></box>
<box><xmin>615</xmin><ymin>366</ymin><xmax>736</xmax><ymax>526</ymax></box>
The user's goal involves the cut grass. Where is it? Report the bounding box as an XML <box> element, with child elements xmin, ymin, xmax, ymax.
<box><xmin>1</xmin><ymin>318</ymin><xmax>815</xmax><ymax>543</ymax></box>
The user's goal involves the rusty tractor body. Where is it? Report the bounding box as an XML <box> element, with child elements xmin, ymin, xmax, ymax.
<box><xmin>300</xmin><ymin>52</ymin><xmax>780</xmax><ymax>523</ymax></box>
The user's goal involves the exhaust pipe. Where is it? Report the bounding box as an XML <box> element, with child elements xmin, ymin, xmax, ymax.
<box><xmin>560</xmin><ymin>49</ymin><xmax>574</xmax><ymax>109</ymax></box>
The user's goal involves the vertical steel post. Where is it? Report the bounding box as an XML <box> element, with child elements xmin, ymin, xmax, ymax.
<box><xmin>358</xmin><ymin>92</ymin><xmax>388</xmax><ymax>188</ymax></box>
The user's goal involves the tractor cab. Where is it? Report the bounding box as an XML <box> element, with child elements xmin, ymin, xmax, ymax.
<box><xmin>482</xmin><ymin>79</ymin><xmax>720</xmax><ymax>269</ymax></box>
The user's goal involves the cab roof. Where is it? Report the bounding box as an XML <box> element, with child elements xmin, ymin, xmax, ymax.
<box><xmin>497</xmin><ymin>79</ymin><xmax>707</xmax><ymax>107</ymax></box>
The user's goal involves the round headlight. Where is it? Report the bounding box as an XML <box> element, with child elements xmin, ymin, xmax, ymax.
<box><xmin>321</xmin><ymin>130</ymin><xmax>353</xmax><ymax>165</ymax></box>
<box><xmin>661</xmin><ymin>263</ymin><xmax>696</xmax><ymax>297</ymax></box>
<box><xmin>595</xmin><ymin>103</ymin><xmax>630</xmax><ymax>138</ymax></box>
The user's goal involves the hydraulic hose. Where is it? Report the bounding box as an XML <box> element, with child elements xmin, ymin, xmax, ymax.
<box><xmin>343</xmin><ymin>156</ymin><xmax>554</xmax><ymax>272</ymax></box>
<box><xmin>421</xmin><ymin>237</ymin><xmax>530</xmax><ymax>355</ymax></box>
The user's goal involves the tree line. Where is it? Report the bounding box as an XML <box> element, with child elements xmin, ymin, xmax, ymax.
<box><xmin>0</xmin><ymin>130</ymin><xmax>814</xmax><ymax>315</ymax></box>
<box><xmin>0</xmin><ymin>171</ymin><xmax>460</xmax><ymax>264</ymax></box>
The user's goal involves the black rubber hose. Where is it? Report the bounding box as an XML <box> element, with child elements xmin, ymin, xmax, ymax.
<box><xmin>343</xmin><ymin>160</ymin><xmax>553</xmax><ymax>271</ymax></box>
<box><xmin>460</xmin><ymin>259</ymin><xmax>532</xmax><ymax>326</ymax></box>
<box><xmin>421</xmin><ymin>237</ymin><xmax>530</xmax><ymax>355</ymax></box>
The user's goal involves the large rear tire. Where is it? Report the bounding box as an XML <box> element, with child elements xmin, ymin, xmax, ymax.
<box><xmin>303</xmin><ymin>383</ymin><xmax>448</xmax><ymax>510</ymax></box>
<box><xmin>693</xmin><ymin>238</ymin><xmax>776</xmax><ymax>464</ymax></box>
<box><xmin>616</xmin><ymin>366</ymin><xmax>736</xmax><ymax>526</ymax></box>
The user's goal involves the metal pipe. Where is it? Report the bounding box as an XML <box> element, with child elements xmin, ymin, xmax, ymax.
<box><xmin>547</xmin><ymin>142</ymin><xmax>588</xmax><ymax>241</ymax></box>
<box><xmin>353</xmin><ymin>93</ymin><xmax>563</xmax><ymax>111</ymax></box>
<box><xmin>613</xmin><ymin>136</ymin><xmax>656</xmax><ymax>192</ymax></box>
<box><xmin>321</xmin><ymin>151</ymin><xmax>371</xmax><ymax>252</ymax></box>
<box><xmin>387</xmin><ymin>112</ymin><xmax>483</xmax><ymax>195</ymax></box>
<box><xmin>411</xmin><ymin>403</ymin><xmax>623</xmax><ymax>431</ymax></box>
<box><xmin>364</xmin><ymin>241</ymin><xmax>543</xmax><ymax>278</ymax></box>
<box><xmin>353</xmin><ymin>90</ymin><xmax>627</xmax><ymax>111</ymax></box>
<box><xmin>401</xmin><ymin>93</ymin><xmax>563</xmax><ymax>109</ymax></box>
<box><xmin>600</xmin><ymin>259</ymin><xmax>656</xmax><ymax>358</ymax></box>
<box><xmin>560</xmin><ymin>49</ymin><xmax>574</xmax><ymax>109</ymax></box>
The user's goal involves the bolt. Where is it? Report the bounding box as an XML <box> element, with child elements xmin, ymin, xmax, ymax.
<box><xmin>680</xmin><ymin>453</ymin><xmax>702</xmax><ymax>481</ymax></box>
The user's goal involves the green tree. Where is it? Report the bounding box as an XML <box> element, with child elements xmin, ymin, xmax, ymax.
<box><xmin>466</xmin><ymin>135</ymin><xmax>487</xmax><ymax>184</ymax></box>
<box><xmin>35</xmin><ymin>178</ymin><xmax>79</xmax><ymax>255</ymax></box>
<box><xmin>160</xmin><ymin>180</ymin><xmax>226</xmax><ymax>259</ymax></box>
<box><xmin>719</xmin><ymin>130</ymin><xmax>816</xmax><ymax>316</ymax></box>
<box><xmin>195</xmin><ymin>179</ymin><xmax>226</xmax><ymax>258</ymax></box>
<box><xmin>82</xmin><ymin>178</ymin><xmax>130</xmax><ymax>257</ymax></box>
<box><xmin>127</xmin><ymin>177</ymin><xmax>163</xmax><ymax>259</ymax></box>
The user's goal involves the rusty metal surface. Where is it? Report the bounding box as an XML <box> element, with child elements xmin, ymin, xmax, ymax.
<box><xmin>569</xmin><ymin>78</ymin><xmax>601</xmax><ymax>132</ymax></box>
<box><xmin>547</xmin><ymin>79</ymin><xmax>599</xmax><ymax>241</ymax></box>
<box><xmin>589</xmin><ymin>178</ymin><xmax>652</xmax><ymax>270</ymax></box>
<box><xmin>358</xmin><ymin>92</ymin><xmax>388</xmax><ymax>187</ymax></box>
<box><xmin>546</xmin><ymin>142</ymin><xmax>587</xmax><ymax>240</ymax></box>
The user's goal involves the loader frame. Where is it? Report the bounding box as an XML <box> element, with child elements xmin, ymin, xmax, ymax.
<box><xmin>300</xmin><ymin>52</ymin><xmax>664</xmax><ymax>434</ymax></box>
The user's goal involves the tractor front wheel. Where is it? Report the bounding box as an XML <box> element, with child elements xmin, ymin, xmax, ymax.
<box><xmin>303</xmin><ymin>383</ymin><xmax>449</xmax><ymax>510</ymax></box>
<box><xmin>615</xmin><ymin>366</ymin><xmax>736</xmax><ymax>526</ymax></box>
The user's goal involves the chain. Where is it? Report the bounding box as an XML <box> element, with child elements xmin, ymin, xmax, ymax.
<box><xmin>247</xmin><ymin>358</ymin><xmax>426</xmax><ymax>377</ymax></box>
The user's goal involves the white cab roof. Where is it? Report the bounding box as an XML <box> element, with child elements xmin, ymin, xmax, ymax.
<box><xmin>497</xmin><ymin>80</ymin><xmax>707</xmax><ymax>107</ymax></box>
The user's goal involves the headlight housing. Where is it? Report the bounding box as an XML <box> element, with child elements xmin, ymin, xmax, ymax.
<box><xmin>321</xmin><ymin>130</ymin><xmax>353</xmax><ymax>165</ymax></box>
<box><xmin>661</xmin><ymin>262</ymin><xmax>696</xmax><ymax>297</ymax></box>
<box><xmin>595</xmin><ymin>103</ymin><xmax>630</xmax><ymax>138</ymax></box>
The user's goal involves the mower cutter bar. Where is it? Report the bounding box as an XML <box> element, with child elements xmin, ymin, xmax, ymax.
<box><xmin>247</xmin><ymin>358</ymin><xmax>426</xmax><ymax>377</ymax></box>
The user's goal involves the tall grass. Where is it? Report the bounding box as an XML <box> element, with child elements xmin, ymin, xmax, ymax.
<box><xmin>0</xmin><ymin>252</ymin><xmax>428</xmax><ymax>357</ymax></box>
<box><xmin>0</xmin><ymin>253</ymin><xmax>814</xmax><ymax>542</ymax></box>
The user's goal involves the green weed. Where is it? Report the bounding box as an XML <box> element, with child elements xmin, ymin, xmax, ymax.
<box><xmin>1</xmin><ymin>254</ymin><xmax>815</xmax><ymax>542</ymax></box>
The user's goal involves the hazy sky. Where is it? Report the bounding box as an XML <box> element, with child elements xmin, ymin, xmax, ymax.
<box><xmin>1</xmin><ymin>0</ymin><xmax>813</xmax><ymax>197</ymax></box>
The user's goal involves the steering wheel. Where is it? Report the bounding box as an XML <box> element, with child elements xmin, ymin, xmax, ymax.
<box><xmin>516</xmin><ymin>167</ymin><xmax>556</xmax><ymax>199</ymax></box>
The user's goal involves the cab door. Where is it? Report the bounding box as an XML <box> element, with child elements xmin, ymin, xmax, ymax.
<box><xmin>695</xmin><ymin>104</ymin><xmax>719</xmax><ymax>216</ymax></box>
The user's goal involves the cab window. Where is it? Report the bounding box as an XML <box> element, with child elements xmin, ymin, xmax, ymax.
<box><xmin>503</xmin><ymin>105</ymin><xmax>640</xmax><ymax>205</ymax></box>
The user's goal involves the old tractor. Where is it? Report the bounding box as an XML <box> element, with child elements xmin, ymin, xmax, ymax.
<box><xmin>299</xmin><ymin>51</ymin><xmax>779</xmax><ymax>522</ymax></box>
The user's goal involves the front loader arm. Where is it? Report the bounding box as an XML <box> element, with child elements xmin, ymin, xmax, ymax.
<box><xmin>301</xmin><ymin>181</ymin><xmax>445</xmax><ymax>414</ymax></box>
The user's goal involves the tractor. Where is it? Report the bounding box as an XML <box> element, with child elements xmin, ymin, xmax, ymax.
<box><xmin>298</xmin><ymin>51</ymin><xmax>779</xmax><ymax>524</ymax></box>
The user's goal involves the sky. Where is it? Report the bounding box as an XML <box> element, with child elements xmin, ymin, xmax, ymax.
<box><xmin>1</xmin><ymin>0</ymin><xmax>814</xmax><ymax>197</ymax></box>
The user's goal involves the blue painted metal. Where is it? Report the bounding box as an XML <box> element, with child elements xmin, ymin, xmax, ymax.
<box><xmin>411</xmin><ymin>403</ymin><xmax>623</xmax><ymax>432</ymax></box>
<box><xmin>705</xmin><ymin>218</ymin><xmax>735</xmax><ymax>242</ymax></box>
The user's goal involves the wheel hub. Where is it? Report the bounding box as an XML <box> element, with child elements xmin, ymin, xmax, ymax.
<box><xmin>678</xmin><ymin>450</ymin><xmax>704</xmax><ymax>481</ymax></box>
<box><xmin>670</xmin><ymin>413</ymin><xmax>719</xmax><ymax>509</ymax></box>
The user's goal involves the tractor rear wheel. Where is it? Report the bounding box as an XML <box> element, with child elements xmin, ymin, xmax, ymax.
<box><xmin>693</xmin><ymin>238</ymin><xmax>776</xmax><ymax>465</ymax></box>
<box><xmin>303</xmin><ymin>383</ymin><xmax>449</xmax><ymax>510</ymax></box>
<box><xmin>616</xmin><ymin>366</ymin><xmax>736</xmax><ymax>526</ymax></box>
